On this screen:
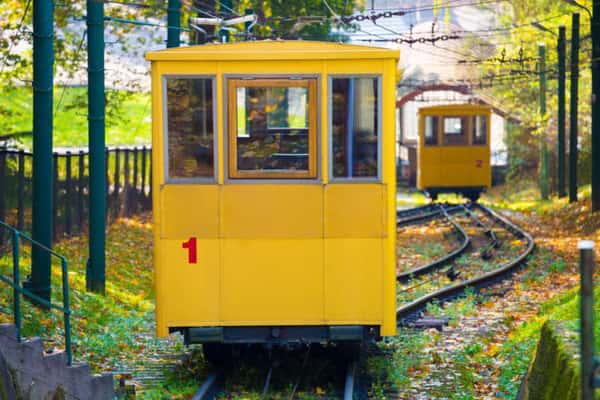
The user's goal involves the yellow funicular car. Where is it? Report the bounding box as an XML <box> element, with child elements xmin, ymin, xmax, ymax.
<box><xmin>417</xmin><ymin>104</ymin><xmax>492</xmax><ymax>201</ymax></box>
<box><xmin>145</xmin><ymin>41</ymin><xmax>398</xmax><ymax>361</ymax></box>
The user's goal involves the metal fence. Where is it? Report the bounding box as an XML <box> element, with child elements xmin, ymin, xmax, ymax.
<box><xmin>0</xmin><ymin>146</ymin><xmax>152</xmax><ymax>244</ymax></box>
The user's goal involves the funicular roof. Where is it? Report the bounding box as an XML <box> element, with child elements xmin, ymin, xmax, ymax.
<box><xmin>145</xmin><ymin>40</ymin><xmax>399</xmax><ymax>61</ymax></box>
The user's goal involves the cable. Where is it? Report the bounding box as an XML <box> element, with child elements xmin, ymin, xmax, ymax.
<box><xmin>54</xmin><ymin>29</ymin><xmax>88</xmax><ymax>118</ymax></box>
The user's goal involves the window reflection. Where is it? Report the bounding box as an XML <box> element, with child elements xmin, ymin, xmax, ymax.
<box><xmin>443</xmin><ymin>116</ymin><xmax>468</xmax><ymax>145</ymax></box>
<box><xmin>472</xmin><ymin>115</ymin><xmax>487</xmax><ymax>145</ymax></box>
<box><xmin>424</xmin><ymin>116</ymin><xmax>439</xmax><ymax>146</ymax></box>
<box><xmin>166</xmin><ymin>78</ymin><xmax>214</xmax><ymax>179</ymax></box>
<box><xmin>230</xmin><ymin>79</ymin><xmax>316</xmax><ymax>178</ymax></box>
<box><xmin>331</xmin><ymin>77</ymin><xmax>379</xmax><ymax>178</ymax></box>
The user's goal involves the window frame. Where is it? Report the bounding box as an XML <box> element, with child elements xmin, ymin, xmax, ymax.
<box><xmin>423</xmin><ymin>115</ymin><xmax>439</xmax><ymax>146</ymax></box>
<box><xmin>162</xmin><ymin>75</ymin><xmax>218</xmax><ymax>184</ymax></box>
<box><xmin>227</xmin><ymin>77</ymin><xmax>319</xmax><ymax>180</ymax></box>
<box><xmin>442</xmin><ymin>115</ymin><xmax>469</xmax><ymax>146</ymax></box>
<box><xmin>471</xmin><ymin>114</ymin><xmax>488</xmax><ymax>146</ymax></box>
<box><xmin>328</xmin><ymin>74</ymin><xmax>382</xmax><ymax>183</ymax></box>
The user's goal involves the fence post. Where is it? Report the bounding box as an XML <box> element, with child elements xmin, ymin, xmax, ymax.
<box><xmin>0</xmin><ymin>149</ymin><xmax>6</xmax><ymax>246</ymax></box>
<box><xmin>65</xmin><ymin>152</ymin><xmax>72</xmax><ymax>236</ymax></box>
<box><xmin>123</xmin><ymin>149</ymin><xmax>130</xmax><ymax>217</ymax></box>
<box><xmin>78</xmin><ymin>151</ymin><xmax>85</xmax><ymax>232</ymax></box>
<box><xmin>113</xmin><ymin>149</ymin><xmax>120</xmax><ymax>219</ymax></box>
<box><xmin>141</xmin><ymin>146</ymin><xmax>147</xmax><ymax>200</ymax></box>
<box><xmin>148</xmin><ymin>149</ymin><xmax>152</xmax><ymax>206</ymax></box>
<box><xmin>52</xmin><ymin>153</ymin><xmax>59</xmax><ymax>241</ymax></box>
<box><xmin>105</xmin><ymin>148</ymin><xmax>110</xmax><ymax>220</ymax></box>
<box><xmin>17</xmin><ymin>150</ymin><xmax>25</xmax><ymax>231</ymax></box>
<box><xmin>132</xmin><ymin>147</ymin><xmax>139</xmax><ymax>213</ymax></box>
<box><xmin>579</xmin><ymin>240</ymin><xmax>598</xmax><ymax>400</ymax></box>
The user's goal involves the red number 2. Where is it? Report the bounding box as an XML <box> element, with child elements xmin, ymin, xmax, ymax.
<box><xmin>182</xmin><ymin>237</ymin><xmax>198</xmax><ymax>264</ymax></box>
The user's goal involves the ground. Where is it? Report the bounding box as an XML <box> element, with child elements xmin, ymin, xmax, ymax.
<box><xmin>375</xmin><ymin>182</ymin><xmax>599</xmax><ymax>399</ymax></box>
<box><xmin>0</xmin><ymin>180</ymin><xmax>599</xmax><ymax>398</ymax></box>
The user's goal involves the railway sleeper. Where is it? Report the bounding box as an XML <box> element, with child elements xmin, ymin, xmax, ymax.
<box><xmin>411</xmin><ymin>317</ymin><xmax>450</xmax><ymax>331</ymax></box>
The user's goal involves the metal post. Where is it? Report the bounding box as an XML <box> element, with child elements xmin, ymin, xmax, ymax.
<box><xmin>61</xmin><ymin>258</ymin><xmax>72</xmax><ymax>365</ymax></box>
<box><xmin>86</xmin><ymin>0</ymin><xmax>106</xmax><ymax>294</ymax></box>
<box><xmin>579</xmin><ymin>240</ymin><xmax>595</xmax><ymax>400</ymax></box>
<box><xmin>539</xmin><ymin>44</ymin><xmax>549</xmax><ymax>200</ymax></box>
<box><xmin>29</xmin><ymin>0</ymin><xmax>54</xmax><ymax>303</ymax></box>
<box><xmin>218</xmin><ymin>0</ymin><xmax>232</xmax><ymax>42</ymax></box>
<box><xmin>570</xmin><ymin>13</ymin><xmax>580</xmax><ymax>203</ymax></box>
<box><xmin>558</xmin><ymin>26</ymin><xmax>567</xmax><ymax>198</ymax></box>
<box><xmin>167</xmin><ymin>0</ymin><xmax>181</xmax><ymax>48</ymax></box>
<box><xmin>592</xmin><ymin>2</ymin><xmax>600</xmax><ymax>211</ymax></box>
<box><xmin>244</xmin><ymin>8</ymin><xmax>253</xmax><ymax>35</ymax></box>
<box><xmin>12</xmin><ymin>231</ymin><xmax>21</xmax><ymax>342</ymax></box>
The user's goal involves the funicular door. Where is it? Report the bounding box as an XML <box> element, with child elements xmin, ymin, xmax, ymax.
<box><xmin>220</xmin><ymin>77</ymin><xmax>324</xmax><ymax>325</ymax></box>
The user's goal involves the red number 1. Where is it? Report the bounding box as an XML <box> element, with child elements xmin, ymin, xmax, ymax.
<box><xmin>182</xmin><ymin>237</ymin><xmax>197</xmax><ymax>264</ymax></box>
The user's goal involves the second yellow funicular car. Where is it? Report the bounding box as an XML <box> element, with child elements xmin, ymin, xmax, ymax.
<box><xmin>417</xmin><ymin>104</ymin><xmax>492</xmax><ymax>201</ymax></box>
<box><xmin>145</xmin><ymin>41</ymin><xmax>398</xmax><ymax>362</ymax></box>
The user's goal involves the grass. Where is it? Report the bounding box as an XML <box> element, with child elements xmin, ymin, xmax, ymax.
<box><xmin>0</xmin><ymin>215</ymin><xmax>201</xmax><ymax>398</ymax></box>
<box><xmin>482</xmin><ymin>179</ymin><xmax>592</xmax><ymax>214</ymax></box>
<box><xmin>0</xmin><ymin>86</ymin><xmax>151</xmax><ymax>148</ymax></box>
<box><xmin>365</xmin><ymin>293</ymin><xmax>481</xmax><ymax>399</ymax></box>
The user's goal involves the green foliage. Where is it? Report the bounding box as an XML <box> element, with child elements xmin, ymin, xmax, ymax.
<box><xmin>0</xmin><ymin>0</ymin><xmax>167</xmax><ymax>89</ymax></box>
<box><xmin>474</xmin><ymin>1</ymin><xmax>594</xmax><ymax>182</ymax></box>
<box><xmin>1</xmin><ymin>86</ymin><xmax>150</xmax><ymax>147</ymax></box>
<box><xmin>236</xmin><ymin>0</ymin><xmax>357</xmax><ymax>41</ymax></box>
<box><xmin>0</xmin><ymin>217</ymin><xmax>198</xmax><ymax>398</ymax></box>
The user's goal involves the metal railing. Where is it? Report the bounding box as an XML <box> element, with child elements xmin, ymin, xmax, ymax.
<box><xmin>0</xmin><ymin>220</ymin><xmax>72</xmax><ymax>365</ymax></box>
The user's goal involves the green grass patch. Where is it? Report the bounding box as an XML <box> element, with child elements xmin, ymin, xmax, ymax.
<box><xmin>0</xmin><ymin>86</ymin><xmax>151</xmax><ymax>147</ymax></box>
<box><xmin>0</xmin><ymin>216</ymin><xmax>201</xmax><ymax>397</ymax></box>
<box><xmin>493</xmin><ymin>274</ymin><xmax>600</xmax><ymax>398</ymax></box>
<box><xmin>482</xmin><ymin>179</ymin><xmax>592</xmax><ymax>214</ymax></box>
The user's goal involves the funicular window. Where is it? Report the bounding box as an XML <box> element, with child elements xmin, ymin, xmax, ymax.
<box><xmin>424</xmin><ymin>116</ymin><xmax>439</xmax><ymax>145</ymax></box>
<box><xmin>331</xmin><ymin>77</ymin><xmax>379</xmax><ymax>179</ymax></box>
<box><xmin>165</xmin><ymin>77</ymin><xmax>215</xmax><ymax>180</ymax></box>
<box><xmin>472</xmin><ymin>115</ymin><xmax>488</xmax><ymax>145</ymax></box>
<box><xmin>228</xmin><ymin>78</ymin><xmax>317</xmax><ymax>179</ymax></box>
<box><xmin>443</xmin><ymin>116</ymin><xmax>468</xmax><ymax>145</ymax></box>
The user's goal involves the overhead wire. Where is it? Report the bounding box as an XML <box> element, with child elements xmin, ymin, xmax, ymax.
<box><xmin>54</xmin><ymin>29</ymin><xmax>88</xmax><ymax>118</ymax></box>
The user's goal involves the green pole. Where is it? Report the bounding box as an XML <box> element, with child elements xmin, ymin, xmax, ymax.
<box><xmin>86</xmin><ymin>0</ymin><xmax>106</xmax><ymax>294</ymax></box>
<box><xmin>569</xmin><ymin>13</ymin><xmax>580</xmax><ymax>203</ymax></box>
<box><xmin>167</xmin><ymin>0</ymin><xmax>181</xmax><ymax>48</ymax></box>
<box><xmin>218</xmin><ymin>0</ymin><xmax>232</xmax><ymax>42</ymax></box>
<box><xmin>558</xmin><ymin>26</ymin><xmax>566</xmax><ymax>198</ymax></box>
<box><xmin>539</xmin><ymin>44</ymin><xmax>549</xmax><ymax>200</ymax></box>
<box><xmin>28</xmin><ymin>0</ymin><xmax>54</xmax><ymax>303</ymax></box>
<box><xmin>578</xmin><ymin>240</ymin><xmax>595</xmax><ymax>400</ymax></box>
<box><xmin>244</xmin><ymin>8</ymin><xmax>253</xmax><ymax>36</ymax></box>
<box><xmin>592</xmin><ymin>2</ymin><xmax>600</xmax><ymax>211</ymax></box>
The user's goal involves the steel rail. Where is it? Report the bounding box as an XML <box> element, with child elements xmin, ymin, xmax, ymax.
<box><xmin>192</xmin><ymin>372</ymin><xmax>222</xmax><ymax>400</ymax></box>
<box><xmin>396</xmin><ymin>203</ymin><xmax>535</xmax><ymax>324</ymax></box>
<box><xmin>396</xmin><ymin>204</ymin><xmax>465</xmax><ymax>227</ymax></box>
<box><xmin>397</xmin><ymin>206</ymin><xmax>470</xmax><ymax>282</ymax></box>
<box><xmin>462</xmin><ymin>205</ymin><xmax>499</xmax><ymax>245</ymax></box>
<box><xmin>343</xmin><ymin>361</ymin><xmax>356</xmax><ymax>400</ymax></box>
<box><xmin>459</xmin><ymin>205</ymin><xmax>499</xmax><ymax>260</ymax></box>
<box><xmin>396</xmin><ymin>203</ymin><xmax>439</xmax><ymax>219</ymax></box>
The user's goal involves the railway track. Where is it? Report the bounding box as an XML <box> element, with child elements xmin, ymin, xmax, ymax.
<box><xmin>191</xmin><ymin>349</ymin><xmax>359</xmax><ymax>400</ymax></box>
<box><xmin>396</xmin><ymin>202</ymin><xmax>535</xmax><ymax>324</ymax></box>
<box><xmin>189</xmin><ymin>202</ymin><xmax>534</xmax><ymax>399</ymax></box>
